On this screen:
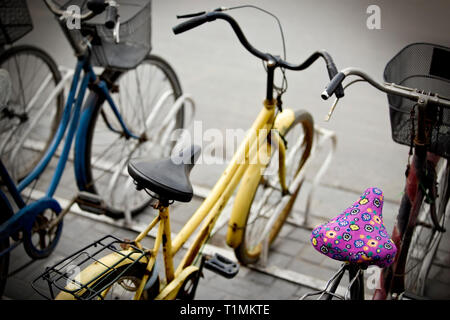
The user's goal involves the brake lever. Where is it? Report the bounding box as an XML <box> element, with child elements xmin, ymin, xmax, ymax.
<box><xmin>324</xmin><ymin>98</ymin><xmax>340</xmax><ymax>121</ymax></box>
<box><xmin>177</xmin><ymin>11</ymin><xmax>206</xmax><ymax>19</ymax></box>
<box><xmin>324</xmin><ymin>78</ymin><xmax>367</xmax><ymax>121</ymax></box>
<box><xmin>113</xmin><ymin>18</ymin><xmax>120</xmax><ymax>43</ymax></box>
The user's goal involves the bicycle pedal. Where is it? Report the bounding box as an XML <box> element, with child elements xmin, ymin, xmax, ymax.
<box><xmin>204</xmin><ymin>253</ymin><xmax>239</xmax><ymax>279</ymax></box>
<box><xmin>76</xmin><ymin>191</ymin><xmax>106</xmax><ymax>215</ymax></box>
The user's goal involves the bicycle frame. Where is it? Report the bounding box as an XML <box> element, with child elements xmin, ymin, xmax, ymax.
<box><xmin>54</xmin><ymin>96</ymin><xmax>302</xmax><ymax>300</ymax></box>
<box><xmin>374</xmin><ymin>100</ymin><xmax>444</xmax><ymax>299</ymax></box>
<box><xmin>136</xmin><ymin>98</ymin><xmax>287</xmax><ymax>299</ymax></box>
<box><xmin>17</xmin><ymin>56</ymin><xmax>137</xmax><ymax>196</ymax></box>
<box><xmin>0</xmin><ymin>53</ymin><xmax>138</xmax><ymax>257</ymax></box>
<box><xmin>375</xmin><ymin>152</ymin><xmax>440</xmax><ymax>298</ymax></box>
<box><xmin>321</xmin><ymin>65</ymin><xmax>450</xmax><ymax>299</ymax></box>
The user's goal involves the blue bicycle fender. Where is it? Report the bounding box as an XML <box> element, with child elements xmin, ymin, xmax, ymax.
<box><xmin>74</xmin><ymin>92</ymin><xmax>99</xmax><ymax>191</ymax></box>
<box><xmin>0</xmin><ymin>197</ymin><xmax>61</xmax><ymax>241</ymax></box>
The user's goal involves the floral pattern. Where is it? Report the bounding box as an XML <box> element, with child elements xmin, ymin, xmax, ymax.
<box><xmin>310</xmin><ymin>187</ymin><xmax>397</xmax><ymax>268</ymax></box>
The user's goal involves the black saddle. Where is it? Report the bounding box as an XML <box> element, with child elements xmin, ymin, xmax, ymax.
<box><xmin>127</xmin><ymin>145</ymin><xmax>201</xmax><ymax>203</ymax></box>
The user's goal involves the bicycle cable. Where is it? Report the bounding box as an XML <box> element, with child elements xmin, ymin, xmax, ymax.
<box><xmin>325</xmin><ymin>78</ymin><xmax>367</xmax><ymax>121</ymax></box>
<box><xmin>220</xmin><ymin>5</ymin><xmax>288</xmax><ymax>98</ymax></box>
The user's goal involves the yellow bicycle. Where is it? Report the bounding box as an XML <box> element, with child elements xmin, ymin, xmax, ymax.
<box><xmin>33</xmin><ymin>8</ymin><xmax>344</xmax><ymax>300</ymax></box>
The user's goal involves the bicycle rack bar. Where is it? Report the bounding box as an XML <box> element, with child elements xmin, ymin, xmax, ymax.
<box><xmin>0</xmin><ymin>67</ymin><xmax>74</xmax><ymax>159</ymax></box>
<box><xmin>291</xmin><ymin>126</ymin><xmax>337</xmax><ymax>227</ymax></box>
<box><xmin>144</xmin><ymin>93</ymin><xmax>195</xmax><ymax>142</ymax></box>
<box><xmin>99</xmin><ymin>94</ymin><xmax>196</xmax><ymax>226</ymax></box>
<box><xmin>259</xmin><ymin>125</ymin><xmax>337</xmax><ymax>267</ymax></box>
<box><xmin>158</xmin><ymin>94</ymin><xmax>196</xmax><ymax>146</ymax></box>
<box><xmin>113</xmin><ymin>94</ymin><xmax>197</xmax><ymax>221</ymax></box>
<box><xmin>144</xmin><ymin>90</ymin><xmax>174</xmax><ymax>128</ymax></box>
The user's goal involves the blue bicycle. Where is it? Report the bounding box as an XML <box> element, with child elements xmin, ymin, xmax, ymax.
<box><xmin>0</xmin><ymin>0</ymin><xmax>185</xmax><ymax>296</ymax></box>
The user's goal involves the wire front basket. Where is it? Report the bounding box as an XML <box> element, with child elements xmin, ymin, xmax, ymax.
<box><xmin>384</xmin><ymin>43</ymin><xmax>450</xmax><ymax>159</ymax></box>
<box><xmin>0</xmin><ymin>0</ymin><xmax>33</xmax><ymax>45</ymax></box>
<box><xmin>32</xmin><ymin>235</ymin><xmax>147</xmax><ymax>300</ymax></box>
<box><xmin>49</xmin><ymin>0</ymin><xmax>152</xmax><ymax>70</ymax></box>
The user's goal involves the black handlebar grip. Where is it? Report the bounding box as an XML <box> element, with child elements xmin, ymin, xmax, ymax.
<box><xmin>322</xmin><ymin>72</ymin><xmax>346</xmax><ymax>100</ymax></box>
<box><xmin>173</xmin><ymin>14</ymin><xmax>212</xmax><ymax>35</ymax></box>
<box><xmin>326</xmin><ymin>62</ymin><xmax>345</xmax><ymax>98</ymax></box>
<box><xmin>320</xmin><ymin>51</ymin><xmax>345</xmax><ymax>99</ymax></box>
<box><xmin>105</xmin><ymin>5</ymin><xmax>118</xmax><ymax>29</ymax></box>
<box><xmin>86</xmin><ymin>0</ymin><xmax>107</xmax><ymax>15</ymax></box>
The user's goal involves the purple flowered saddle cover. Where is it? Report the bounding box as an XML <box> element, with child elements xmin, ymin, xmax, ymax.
<box><xmin>310</xmin><ymin>187</ymin><xmax>397</xmax><ymax>268</ymax></box>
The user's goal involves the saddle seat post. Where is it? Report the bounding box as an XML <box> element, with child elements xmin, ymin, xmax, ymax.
<box><xmin>156</xmin><ymin>198</ymin><xmax>176</xmax><ymax>283</ymax></box>
<box><xmin>325</xmin><ymin>263</ymin><xmax>366</xmax><ymax>300</ymax></box>
<box><xmin>346</xmin><ymin>263</ymin><xmax>366</xmax><ymax>300</ymax></box>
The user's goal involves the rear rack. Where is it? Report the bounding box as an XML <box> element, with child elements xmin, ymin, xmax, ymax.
<box><xmin>32</xmin><ymin>235</ymin><xmax>147</xmax><ymax>300</ymax></box>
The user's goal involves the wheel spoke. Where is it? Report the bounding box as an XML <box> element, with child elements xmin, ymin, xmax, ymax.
<box><xmin>405</xmin><ymin>158</ymin><xmax>449</xmax><ymax>295</ymax></box>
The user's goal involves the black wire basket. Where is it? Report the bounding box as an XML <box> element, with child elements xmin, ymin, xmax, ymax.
<box><xmin>50</xmin><ymin>0</ymin><xmax>152</xmax><ymax>70</ymax></box>
<box><xmin>0</xmin><ymin>0</ymin><xmax>33</xmax><ymax>45</ymax></box>
<box><xmin>384</xmin><ymin>43</ymin><xmax>450</xmax><ymax>159</ymax></box>
<box><xmin>32</xmin><ymin>235</ymin><xmax>147</xmax><ymax>300</ymax></box>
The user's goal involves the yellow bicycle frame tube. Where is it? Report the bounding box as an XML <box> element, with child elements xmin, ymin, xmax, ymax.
<box><xmin>170</xmin><ymin>99</ymin><xmax>277</xmax><ymax>254</ymax></box>
<box><xmin>226</xmin><ymin>107</ymin><xmax>296</xmax><ymax>248</ymax></box>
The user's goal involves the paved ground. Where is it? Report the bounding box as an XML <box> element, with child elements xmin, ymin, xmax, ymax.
<box><xmin>2</xmin><ymin>0</ymin><xmax>450</xmax><ymax>300</ymax></box>
<box><xmin>1</xmin><ymin>156</ymin><xmax>366</xmax><ymax>300</ymax></box>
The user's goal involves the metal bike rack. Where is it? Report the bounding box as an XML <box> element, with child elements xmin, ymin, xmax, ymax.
<box><xmin>287</xmin><ymin>126</ymin><xmax>337</xmax><ymax>229</ymax></box>
<box><xmin>110</xmin><ymin>93</ymin><xmax>196</xmax><ymax>225</ymax></box>
<box><xmin>15</xmin><ymin>68</ymin><xmax>197</xmax><ymax>227</ymax></box>
<box><xmin>17</xmin><ymin>69</ymin><xmax>339</xmax><ymax>295</ymax></box>
<box><xmin>257</xmin><ymin>125</ymin><xmax>337</xmax><ymax>267</ymax></box>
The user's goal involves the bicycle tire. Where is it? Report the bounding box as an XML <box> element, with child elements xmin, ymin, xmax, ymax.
<box><xmin>404</xmin><ymin>158</ymin><xmax>449</xmax><ymax>296</ymax></box>
<box><xmin>0</xmin><ymin>192</ymin><xmax>13</xmax><ymax>297</ymax></box>
<box><xmin>0</xmin><ymin>45</ymin><xmax>64</xmax><ymax>182</ymax></box>
<box><xmin>22</xmin><ymin>207</ymin><xmax>63</xmax><ymax>260</ymax></box>
<box><xmin>78</xmin><ymin>54</ymin><xmax>184</xmax><ymax>218</ymax></box>
<box><xmin>75</xmin><ymin>262</ymin><xmax>159</xmax><ymax>300</ymax></box>
<box><xmin>235</xmin><ymin>110</ymin><xmax>314</xmax><ymax>265</ymax></box>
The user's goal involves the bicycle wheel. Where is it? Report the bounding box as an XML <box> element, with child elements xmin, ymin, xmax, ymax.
<box><xmin>0</xmin><ymin>45</ymin><xmax>64</xmax><ymax>182</ymax></box>
<box><xmin>22</xmin><ymin>207</ymin><xmax>63</xmax><ymax>259</ymax></box>
<box><xmin>0</xmin><ymin>238</ymin><xmax>8</xmax><ymax>297</ymax></box>
<box><xmin>404</xmin><ymin>157</ymin><xmax>449</xmax><ymax>296</ymax></box>
<box><xmin>0</xmin><ymin>193</ymin><xmax>13</xmax><ymax>297</ymax></box>
<box><xmin>235</xmin><ymin>110</ymin><xmax>314</xmax><ymax>264</ymax></box>
<box><xmin>79</xmin><ymin>54</ymin><xmax>184</xmax><ymax>218</ymax></box>
<box><xmin>79</xmin><ymin>263</ymin><xmax>159</xmax><ymax>300</ymax></box>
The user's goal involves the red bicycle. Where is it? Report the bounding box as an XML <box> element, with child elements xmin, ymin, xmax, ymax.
<box><xmin>305</xmin><ymin>43</ymin><xmax>450</xmax><ymax>300</ymax></box>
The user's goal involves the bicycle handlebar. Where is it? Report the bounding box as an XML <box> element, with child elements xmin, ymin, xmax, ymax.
<box><xmin>322</xmin><ymin>67</ymin><xmax>450</xmax><ymax>108</ymax></box>
<box><xmin>173</xmin><ymin>11</ymin><xmax>345</xmax><ymax>98</ymax></box>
